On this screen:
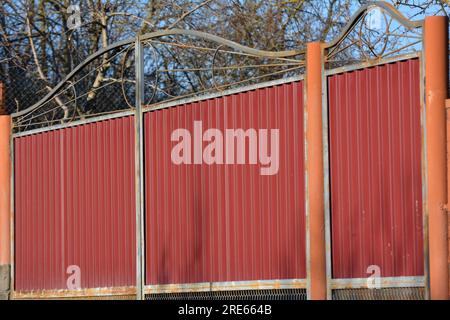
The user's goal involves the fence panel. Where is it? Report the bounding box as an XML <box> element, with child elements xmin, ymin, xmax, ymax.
<box><xmin>144</xmin><ymin>81</ymin><xmax>306</xmax><ymax>286</ymax></box>
<box><xmin>11</xmin><ymin>58</ymin><xmax>429</xmax><ymax>297</ymax></box>
<box><xmin>328</xmin><ymin>58</ymin><xmax>424</xmax><ymax>280</ymax></box>
<box><xmin>14</xmin><ymin>116</ymin><xmax>136</xmax><ymax>291</ymax></box>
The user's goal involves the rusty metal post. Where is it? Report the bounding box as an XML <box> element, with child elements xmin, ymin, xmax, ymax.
<box><xmin>447</xmin><ymin>99</ymin><xmax>450</xmax><ymax>299</ymax></box>
<box><xmin>305</xmin><ymin>42</ymin><xmax>327</xmax><ymax>300</ymax></box>
<box><xmin>424</xmin><ymin>16</ymin><xmax>449</xmax><ymax>300</ymax></box>
<box><xmin>0</xmin><ymin>83</ymin><xmax>11</xmax><ymax>300</ymax></box>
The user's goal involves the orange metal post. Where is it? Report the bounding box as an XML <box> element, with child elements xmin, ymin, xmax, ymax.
<box><xmin>0</xmin><ymin>83</ymin><xmax>11</xmax><ymax>267</ymax></box>
<box><xmin>447</xmin><ymin>99</ymin><xmax>450</xmax><ymax>299</ymax></box>
<box><xmin>0</xmin><ymin>83</ymin><xmax>11</xmax><ymax>299</ymax></box>
<box><xmin>0</xmin><ymin>83</ymin><xmax>11</xmax><ymax>266</ymax></box>
<box><xmin>306</xmin><ymin>42</ymin><xmax>327</xmax><ymax>300</ymax></box>
<box><xmin>424</xmin><ymin>16</ymin><xmax>449</xmax><ymax>300</ymax></box>
<box><xmin>0</xmin><ymin>116</ymin><xmax>11</xmax><ymax>266</ymax></box>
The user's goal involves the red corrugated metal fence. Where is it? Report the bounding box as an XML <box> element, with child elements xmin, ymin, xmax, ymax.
<box><xmin>144</xmin><ymin>81</ymin><xmax>306</xmax><ymax>284</ymax></box>
<box><xmin>14</xmin><ymin>117</ymin><xmax>136</xmax><ymax>291</ymax></box>
<box><xmin>12</xmin><ymin>57</ymin><xmax>426</xmax><ymax>294</ymax></box>
<box><xmin>328</xmin><ymin>58</ymin><xmax>424</xmax><ymax>279</ymax></box>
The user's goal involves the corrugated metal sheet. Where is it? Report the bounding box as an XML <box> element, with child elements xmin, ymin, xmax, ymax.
<box><xmin>328</xmin><ymin>58</ymin><xmax>424</xmax><ymax>279</ymax></box>
<box><xmin>14</xmin><ymin>116</ymin><xmax>136</xmax><ymax>291</ymax></box>
<box><xmin>144</xmin><ymin>81</ymin><xmax>306</xmax><ymax>284</ymax></box>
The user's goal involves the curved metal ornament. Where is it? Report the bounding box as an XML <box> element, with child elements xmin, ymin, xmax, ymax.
<box><xmin>325</xmin><ymin>1</ymin><xmax>423</xmax><ymax>66</ymax></box>
<box><xmin>12</xmin><ymin>29</ymin><xmax>305</xmax><ymax>119</ymax></box>
<box><xmin>357</xmin><ymin>9</ymin><xmax>390</xmax><ymax>60</ymax></box>
<box><xmin>325</xmin><ymin>1</ymin><xmax>423</xmax><ymax>51</ymax></box>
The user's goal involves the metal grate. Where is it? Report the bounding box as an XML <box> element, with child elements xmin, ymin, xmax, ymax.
<box><xmin>145</xmin><ymin>289</ymin><xmax>307</xmax><ymax>300</ymax></box>
<box><xmin>332</xmin><ymin>287</ymin><xmax>425</xmax><ymax>300</ymax></box>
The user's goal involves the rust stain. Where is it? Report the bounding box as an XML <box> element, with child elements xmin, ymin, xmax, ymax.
<box><xmin>12</xmin><ymin>286</ymin><xmax>136</xmax><ymax>299</ymax></box>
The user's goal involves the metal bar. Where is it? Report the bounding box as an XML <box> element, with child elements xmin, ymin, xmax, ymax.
<box><xmin>0</xmin><ymin>113</ymin><xmax>11</xmax><ymax>300</ymax></box>
<box><xmin>11</xmin><ymin>286</ymin><xmax>137</xmax><ymax>299</ymax></box>
<box><xmin>446</xmin><ymin>97</ymin><xmax>450</xmax><ymax>298</ymax></box>
<box><xmin>9</xmin><ymin>132</ymin><xmax>14</xmax><ymax>297</ymax></box>
<box><xmin>304</xmin><ymin>68</ymin><xmax>311</xmax><ymax>301</ymax></box>
<box><xmin>142</xmin><ymin>75</ymin><xmax>305</xmax><ymax>113</ymax></box>
<box><xmin>0</xmin><ymin>116</ymin><xmax>11</xmax><ymax>266</ymax></box>
<box><xmin>330</xmin><ymin>276</ymin><xmax>425</xmax><ymax>289</ymax></box>
<box><xmin>134</xmin><ymin>36</ymin><xmax>146</xmax><ymax>301</ymax></box>
<box><xmin>12</xmin><ymin>110</ymin><xmax>134</xmax><ymax>138</ymax></box>
<box><xmin>145</xmin><ymin>279</ymin><xmax>307</xmax><ymax>294</ymax></box>
<box><xmin>321</xmin><ymin>49</ymin><xmax>332</xmax><ymax>300</ymax></box>
<box><xmin>419</xmin><ymin>49</ymin><xmax>430</xmax><ymax>300</ymax></box>
<box><xmin>305</xmin><ymin>42</ymin><xmax>327</xmax><ymax>300</ymax></box>
<box><xmin>423</xmin><ymin>16</ymin><xmax>449</xmax><ymax>300</ymax></box>
<box><xmin>325</xmin><ymin>52</ymin><xmax>420</xmax><ymax>76</ymax></box>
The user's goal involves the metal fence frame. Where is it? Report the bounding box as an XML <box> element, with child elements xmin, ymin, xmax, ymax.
<box><xmin>8</xmin><ymin>2</ymin><xmax>442</xmax><ymax>300</ymax></box>
<box><xmin>322</xmin><ymin>52</ymin><xmax>427</xmax><ymax>299</ymax></box>
<box><xmin>9</xmin><ymin>53</ymin><xmax>426</xmax><ymax>300</ymax></box>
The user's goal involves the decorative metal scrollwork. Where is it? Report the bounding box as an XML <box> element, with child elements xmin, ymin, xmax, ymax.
<box><xmin>325</xmin><ymin>2</ymin><xmax>423</xmax><ymax>68</ymax></box>
<box><xmin>12</xmin><ymin>1</ymin><xmax>424</xmax><ymax>132</ymax></box>
<box><xmin>12</xmin><ymin>29</ymin><xmax>305</xmax><ymax>132</ymax></box>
